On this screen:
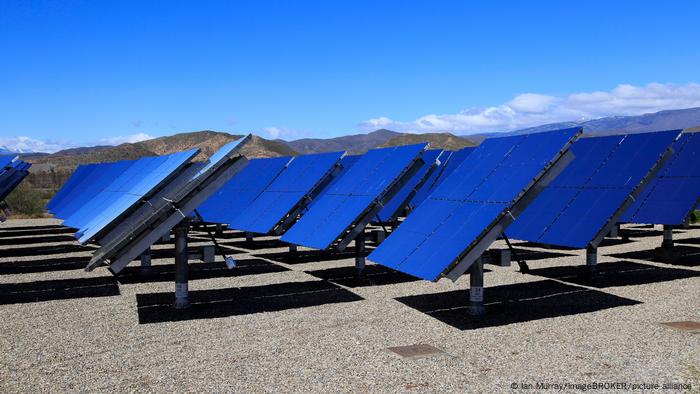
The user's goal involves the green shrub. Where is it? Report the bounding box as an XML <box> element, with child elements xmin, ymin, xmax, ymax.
<box><xmin>5</xmin><ymin>182</ymin><xmax>45</xmax><ymax>217</ymax></box>
<box><xmin>691</xmin><ymin>210</ymin><xmax>700</xmax><ymax>223</ymax></box>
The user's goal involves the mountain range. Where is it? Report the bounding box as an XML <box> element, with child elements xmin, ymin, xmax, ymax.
<box><xmin>14</xmin><ymin>106</ymin><xmax>700</xmax><ymax>195</ymax></box>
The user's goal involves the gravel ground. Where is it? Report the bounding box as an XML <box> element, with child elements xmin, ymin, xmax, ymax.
<box><xmin>0</xmin><ymin>218</ymin><xmax>698</xmax><ymax>393</ymax></box>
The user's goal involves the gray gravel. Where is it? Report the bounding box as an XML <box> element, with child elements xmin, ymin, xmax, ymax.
<box><xmin>0</xmin><ymin>218</ymin><xmax>698</xmax><ymax>392</ymax></box>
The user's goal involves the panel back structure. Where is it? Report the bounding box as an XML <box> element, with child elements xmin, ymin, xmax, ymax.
<box><xmin>229</xmin><ymin>151</ymin><xmax>345</xmax><ymax>235</ymax></box>
<box><xmin>621</xmin><ymin>129</ymin><xmax>700</xmax><ymax>225</ymax></box>
<box><xmin>0</xmin><ymin>158</ymin><xmax>32</xmax><ymax>220</ymax></box>
<box><xmin>62</xmin><ymin>150</ymin><xmax>199</xmax><ymax>244</ymax></box>
<box><xmin>197</xmin><ymin>156</ymin><xmax>292</xmax><ymax>224</ymax></box>
<box><xmin>369</xmin><ymin>128</ymin><xmax>581</xmax><ymax>282</ymax></box>
<box><xmin>281</xmin><ymin>144</ymin><xmax>428</xmax><ymax>250</ymax></box>
<box><xmin>410</xmin><ymin>147</ymin><xmax>475</xmax><ymax>208</ymax></box>
<box><xmin>86</xmin><ymin>135</ymin><xmax>252</xmax><ymax>273</ymax></box>
<box><xmin>376</xmin><ymin>149</ymin><xmax>444</xmax><ymax>222</ymax></box>
<box><xmin>506</xmin><ymin>130</ymin><xmax>681</xmax><ymax>248</ymax></box>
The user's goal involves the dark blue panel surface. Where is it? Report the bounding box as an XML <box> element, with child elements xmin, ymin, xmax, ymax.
<box><xmin>60</xmin><ymin>149</ymin><xmax>198</xmax><ymax>243</ymax></box>
<box><xmin>228</xmin><ymin>151</ymin><xmax>344</xmax><ymax>234</ymax></box>
<box><xmin>52</xmin><ymin>161</ymin><xmax>134</xmax><ymax>220</ymax></box>
<box><xmin>377</xmin><ymin>149</ymin><xmax>444</xmax><ymax>222</ymax></box>
<box><xmin>0</xmin><ymin>156</ymin><xmax>17</xmax><ymax>170</ymax></box>
<box><xmin>507</xmin><ymin>130</ymin><xmax>680</xmax><ymax>247</ymax></box>
<box><xmin>621</xmin><ymin>131</ymin><xmax>700</xmax><ymax>224</ymax></box>
<box><xmin>369</xmin><ymin>128</ymin><xmax>580</xmax><ymax>281</ymax></box>
<box><xmin>47</xmin><ymin>164</ymin><xmax>94</xmax><ymax>212</ymax></box>
<box><xmin>282</xmin><ymin>144</ymin><xmax>427</xmax><ymax>249</ymax></box>
<box><xmin>197</xmin><ymin>156</ymin><xmax>292</xmax><ymax>224</ymax></box>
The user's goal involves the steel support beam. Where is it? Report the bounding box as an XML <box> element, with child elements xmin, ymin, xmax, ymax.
<box><xmin>467</xmin><ymin>257</ymin><xmax>485</xmax><ymax>316</ymax></box>
<box><xmin>174</xmin><ymin>224</ymin><xmax>190</xmax><ymax>309</ymax></box>
<box><xmin>355</xmin><ymin>231</ymin><xmax>366</xmax><ymax>277</ymax></box>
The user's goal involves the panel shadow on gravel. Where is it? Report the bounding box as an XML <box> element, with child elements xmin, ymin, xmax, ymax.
<box><xmin>510</xmin><ymin>248</ymin><xmax>576</xmax><ymax>261</ymax></box>
<box><xmin>396</xmin><ymin>280</ymin><xmax>640</xmax><ymax>331</ymax></box>
<box><xmin>0</xmin><ymin>256</ymin><xmax>91</xmax><ymax>275</ymax></box>
<box><xmin>117</xmin><ymin>259</ymin><xmax>289</xmax><ymax>284</ymax></box>
<box><xmin>256</xmin><ymin>247</ymin><xmax>370</xmax><ymax>265</ymax></box>
<box><xmin>136</xmin><ymin>280</ymin><xmax>363</xmax><ymax>324</ymax></box>
<box><xmin>0</xmin><ymin>225</ymin><xmax>75</xmax><ymax>237</ymax></box>
<box><xmin>147</xmin><ymin>245</ymin><xmax>248</xmax><ymax>259</ymax></box>
<box><xmin>0</xmin><ymin>244</ymin><xmax>96</xmax><ymax>258</ymax></box>
<box><xmin>306</xmin><ymin>264</ymin><xmax>420</xmax><ymax>288</ymax></box>
<box><xmin>608</xmin><ymin>246</ymin><xmax>700</xmax><ymax>267</ymax></box>
<box><xmin>512</xmin><ymin>242</ymin><xmax>578</xmax><ymax>251</ymax></box>
<box><xmin>528</xmin><ymin>261</ymin><xmax>700</xmax><ymax>287</ymax></box>
<box><xmin>0</xmin><ymin>234</ymin><xmax>77</xmax><ymax>246</ymax></box>
<box><xmin>0</xmin><ymin>277</ymin><xmax>120</xmax><ymax>305</ymax></box>
<box><xmin>224</xmin><ymin>238</ymin><xmax>291</xmax><ymax>250</ymax></box>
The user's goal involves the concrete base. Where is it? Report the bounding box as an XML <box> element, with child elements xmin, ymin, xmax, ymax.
<box><xmin>201</xmin><ymin>245</ymin><xmax>215</xmax><ymax>263</ymax></box>
<box><xmin>372</xmin><ymin>229</ymin><xmax>386</xmax><ymax>244</ymax></box>
<box><xmin>139</xmin><ymin>251</ymin><xmax>152</xmax><ymax>275</ymax></box>
<box><xmin>487</xmin><ymin>249</ymin><xmax>511</xmax><ymax>267</ymax></box>
<box><xmin>661</xmin><ymin>225</ymin><xmax>674</xmax><ymax>248</ymax></box>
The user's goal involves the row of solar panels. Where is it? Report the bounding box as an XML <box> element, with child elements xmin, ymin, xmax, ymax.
<box><xmin>0</xmin><ymin>155</ymin><xmax>32</xmax><ymax>221</ymax></box>
<box><xmin>48</xmin><ymin>127</ymin><xmax>699</xmax><ymax>283</ymax></box>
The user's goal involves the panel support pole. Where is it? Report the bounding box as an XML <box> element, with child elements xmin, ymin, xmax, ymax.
<box><xmin>608</xmin><ymin>223</ymin><xmax>620</xmax><ymax>238</ymax></box>
<box><xmin>585</xmin><ymin>245</ymin><xmax>598</xmax><ymax>278</ymax></box>
<box><xmin>662</xmin><ymin>225</ymin><xmax>674</xmax><ymax>248</ymax></box>
<box><xmin>174</xmin><ymin>222</ymin><xmax>191</xmax><ymax>309</ymax></box>
<box><xmin>245</xmin><ymin>232</ymin><xmax>254</xmax><ymax>243</ymax></box>
<box><xmin>355</xmin><ymin>231</ymin><xmax>366</xmax><ymax>277</ymax></box>
<box><xmin>289</xmin><ymin>244</ymin><xmax>298</xmax><ymax>253</ymax></box>
<box><xmin>467</xmin><ymin>257</ymin><xmax>485</xmax><ymax>316</ymax></box>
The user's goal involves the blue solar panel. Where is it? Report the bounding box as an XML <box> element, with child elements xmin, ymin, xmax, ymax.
<box><xmin>47</xmin><ymin>164</ymin><xmax>95</xmax><ymax>212</ymax></box>
<box><xmin>310</xmin><ymin>154</ymin><xmax>361</xmax><ymax>205</ymax></box>
<box><xmin>376</xmin><ymin>149</ymin><xmax>444</xmax><ymax>222</ymax></box>
<box><xmin>51</xmin><ymin>161</ymin><xmax>134</xmax><ymax>220</ymax></box>
<box><xmin>197</xmin><ymin>156</ymin><xmax>292</xmax><ymax>224</ymax></box>
<box><xmin>228</xmin><ymin>151</ymin><xmax>344</xmax><ymax>234</ymax></box>
<box><xmin>281</xmin><ymin>144</ymin><xmax>427</xmax><ymax>250</ymax></box>
<box><xmin>87</xmin><ymin>135</ymin><xmax>252</xmax><ymax>273</ymax></box>
<box><xmin>369</xmin><ymin>128</ymin><xmax>580</xmax><ymax>281</ymax></box>
<box><xmin>621</xmin><ymin>131</ymin><xmax>700</xmax><ymax>225</ymax></box>
<box><xmin>0</xmin><ymin>159</ymin><xmax>31</xmax><ymax>203</ymax></box>
<box><xmin>506</xmin><ymin>130</ymin><xmax>681</xmax><ymax>248</ymax></box>
<box><xmin>76</xmin><ymin>150</ymin><xmax>199</xmax><ymax>243</ymax></box>
<box><xmin>0</xmin><ymin>156</ymin><xmax>17</xmax><ymax>170</ymax></box>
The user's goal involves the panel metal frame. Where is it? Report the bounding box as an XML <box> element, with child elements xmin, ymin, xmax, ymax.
<box><xmin>272</xmin><ymin>156</ymin><xmax>346</xmax><ymax>235</ymax></box>
<box><xmin>586</xmin><ymin>139</ymin><xmax>677</xmax><ymax>249</ymax></box>
<box><xmin>334</xmin><ymin>149</ymin><xmax>427</xmax><ymax>251</ymax></box>
<box><xmin>86</xmin><ymin>135</ymin><xmax>252</xmax><ymax>273</ymax></box>
<box><xmin>443</xmin><ymin>132</ymin><xmax>581</xmax><ymax>281</ymax></box>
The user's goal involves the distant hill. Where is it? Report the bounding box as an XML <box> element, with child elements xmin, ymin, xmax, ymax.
<box><xmin>473</xmin><ymin>107</ymin><xmax>700</xmax><ymax>137</ymax></box>
<box><xmin>285</xmin><ymin>129</ymin><xmax>400</xmax><ymax>154</ymax></box>
<box><xmin>380</xmin><ymin>132</ymin><xmax>477</xmax><ymax>150</ymax></box>
<box><xmin>24</xmin><ymin>130</ymin><xmax>297</xmax><ymax>194</ymax></box>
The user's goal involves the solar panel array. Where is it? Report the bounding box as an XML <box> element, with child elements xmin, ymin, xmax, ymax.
<box><xmin>409</xmin><ymin>147</ymin><xmax>475</xmax><ymax>208</ymax></box>
<box><xmin>197</xmin><ymin>156</ymin><xmax>292</xmax><ymax>224</ymax></box>
<box><xmin>376</xmin><ymin>149</ymin><xmax>444</xmax><ymax>222</ymax></box>
<box><xmin>59</xmin><ymin>150</ymin><xmax>199</xmax><ymax>243</ymax></box>
<box><xmin>369</xmin><ymin>128</ymin><xmax>581</xmax><ymax>281</ymax></box>
<box><xmin>0</xmin><ymin>156</ymin><xmax>32</xmax><ymax>208</ymax></box>
<box><xmin>229</xmin><ymin>151</ymin><xmax>344</xmax><ymax>234</ymax></box>
<box><xmin>506</xmin><ymin>130</ymin><xmax>681</xmax><ymax>248</ymax></box>
<box><xmin>87</xmin><ymin>136</ymin><xmax>252</xmax><ymax>273</ymax></box>
<box><xmin>281</xmin><ymin>143</ymin><xmax>427</xmax><ymax>250</ymax></box>
<box><xmin>621</xmin><ymin>130</ymin><xmax>700</xmax><ymax>225</ymax></box>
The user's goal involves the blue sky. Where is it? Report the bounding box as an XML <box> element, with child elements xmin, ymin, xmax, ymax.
<box><xmin>1</xmin><ymin>0</ymin><xmax>700</xmax><ymax>151</ymax></box>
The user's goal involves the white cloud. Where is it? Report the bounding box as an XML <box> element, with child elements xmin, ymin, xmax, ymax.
<box><xmin>359</xmin><ymin>82</ymin><xmax>700</xmax><ymax>133</ymax></box>
<box><xmin>262</xmin><ymin>127</ymin><xmax>308</xmax><ymax>140</ymax></box>
<box><xmin>96</xmin><ymin>133</ymin><xmax>155</xmax><ymax>145</ymax></box>
<box><xmin>0</xmin><ymin>136</ymin><xmax>75</xmax><ymax>153</ymax></box>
